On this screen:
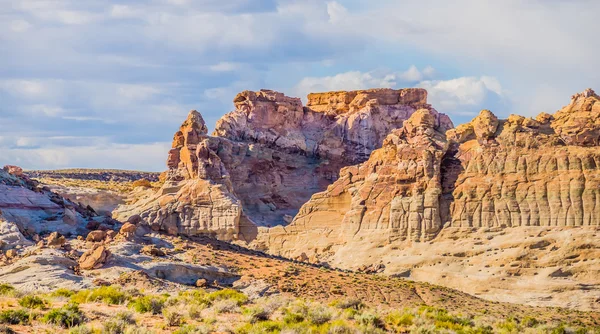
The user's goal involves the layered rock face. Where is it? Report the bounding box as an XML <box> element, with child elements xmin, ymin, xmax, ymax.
<box><xmin>253</xmin><ymin>89</ymin><xmax>600</xmax><ymax>310</ymax></box>
<box><xmin>448</xmin><ymin>89</ymin><xmax>600</xmax><ymax>228</ymax></box>
<box><xmin>114</xmin><ymin>111</ymin><xmax>242</xmax><ymax>240</ymax></box>
<box><xmin>0</xmin><ymin>167</ymin><xmax>91</xmax><ymax>237</ymax></box>
<box><xmin>260</xmin><ymin>108</ymin><xmax>452</xmax><ymax>255</ymax></box>
<box><xmin>116</xmin><ymin>88</ymin><xmax>451</xmax><ymax>236</ymax></box>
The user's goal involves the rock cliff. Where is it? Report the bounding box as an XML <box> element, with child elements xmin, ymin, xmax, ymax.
<box><xmin>448</xmin><ymin>89</ymin><xmax>600</xmax><ymax>228</ymax></box>
<box><xmin>115</xmin><ymin>88</ymin><xmax>451</xmax><ymax>237</ymax></box>
<box><xmin>251</xmin><ymin>89</ymin><xmax>600</xmax><ymax>310</ymax></box>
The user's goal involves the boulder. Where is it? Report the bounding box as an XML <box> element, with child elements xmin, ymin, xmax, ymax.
<box><xmin>78</xmin><ymin>245</ymin><xmax>110</xmax><ymax>270</ymax></box>
<box><xmin>86</xmin><ymin>230</ymin><xmax>106</xmax><ymax>242</ymax></box>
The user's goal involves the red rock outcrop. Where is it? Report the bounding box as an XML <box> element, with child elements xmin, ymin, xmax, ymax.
<box><xmin>115</xmin><ymin>88</ymin><xmax>451</xmax><ymax>237</ymax></box>
<box><xmin>258</xmin><ymin>108</ymin><xmax>451</xmax><ymax>256</ymax></box>
<box><xmin>255</xmin><ymin>89</ymin><xmax>600</xmax><ymax>264</ymax></box>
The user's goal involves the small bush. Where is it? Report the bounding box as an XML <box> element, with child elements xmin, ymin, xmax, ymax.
<box><xmin>213</xmin><ymin>299</ymin><xmax>240</xmax><ymax>314</ymax></box>
<box><xmin>163</xmin><ymin>307</ymin><xmax>185</xmax><ymax>327</ymax></box>
<box><xmin>71</xmin><ymin>286</ymin><xmax>129</xmax><ymax>305</ymax></box>
<box><xmin>0</xmin><ymin>284</ymin><xmax>15</xmax><ymax>296</ymax></box>
<box><xmin>102</xmin><ymin>312</ymin><xmax>136</xmax><ymax>334</ymax></box>
<box><xmin>206</xmin><ymin>289</ymin><xmax>248</xmax><ymax>306</ymax></box>
<box><xmin>244</xmin><ymin>306</ymin><xmax>271</xmax><ymax>323</ymax></box>
<box><xmin>128</xmin><ymin>296</ymin><xmax>164</xmax><ymax>314</ymax></box>
<box><xmin>385</xmin><ymin>310</ymin><xmax>414</xmax><ymax>328</ymax></box>
<box><xmin>124</xmin><ymin>326</ymin><xmax>154</xmax><ymax>334</ymax></box>
<box><xmin>307</xmin><ymin>306</ymin><xmax>332</xmax><ymax>325</ymax></box>
<box><xmin>18</xmin><ymin>295</ymin><xmax>47</xmax><ymax>309</ymax></box>
<box><xmin>283</xmin><ymin>302</ymin><xmax>308</xmax><ymax>324</ymax></box>
<box><xmin>69</xmin><ymin>325</ymin><xmax>93</xmax><ymax>334</ymax></box>
<box><xmin>356</xmin><ymin>312</ymin><xmax>383</xmax><ymax>329</ymax></box>
<box><xmin>235</xmin><ymin>320</ymin><xmax>281</xmax><ymax>334</ymax></box>
<box><xmin>51</xmin><ymin>288</ymin><xmax>75</xmax><ymax>298</ymax></box>
<box><xmin>44</xmin><ymin>303</ymin><xmax>85</xmax><ymax>328</ymax></box>
<box><xmin>0</xmin><ymin>309</ymin><xmax>30</xmax><ymax>325</ymax></box>
<box><xmin>173</xmin><ymin>325</ymin><xmax>211</xmax><ymax>334</ymax></box>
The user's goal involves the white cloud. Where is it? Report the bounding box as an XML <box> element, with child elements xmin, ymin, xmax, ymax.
<box><xmin>30</xmin><ymin>104</ymin><xmax>65</xmax><ymax>117</ymax></box>
<box><xmin>109</xmin><ymin>5</ymin><xmax>139</xmax><ymax>19</ymax></box>
<box><xmin>422</xmin><ymin>65</ymin><xmax>435</xmax><ymax>78</ymax></box>
<box><xmin>326</xmin><ymin>1</ymin><xmax>348</xmax><ymax>23</ymax></box>
<box><xmin>9</xmin><ymin>20</ymin><xmax>32</xmax><ymax>32</ymax></box>
<box><xmin>0</xmin><ymin>80</ymin><xmax>53</xmax><ymax>99</ymax></box>
<box><xmin>209</xmin><ymin>62</ymin><xmax>240</xmax><ymax>72</ymax></box>
<box><xmin>417</xmin><ymin>76</ymin><xmax>505</xmax><ymax>113</ymax></box>
<box><xmin>399</xmin><ymin>65</ymin><xmax>423</xmax><ymax>82</ymax></box>
<box><xmin>116</xmin><ymin>84</ymin><xmax>162</xmax><ymax>101</ymax></box>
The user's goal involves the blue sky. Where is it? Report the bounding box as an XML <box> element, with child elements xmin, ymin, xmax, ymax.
<box><xmin>1</xmin><ymin>0</ymin><xmax>598</xmax><ymax>171</ymax></box>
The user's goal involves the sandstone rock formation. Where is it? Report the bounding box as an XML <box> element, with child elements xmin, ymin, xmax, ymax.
<box><xmin>259</xmin><ymin>108</ymin><xmax>451</xmax><ymax>256</ymax></box>
<box><xmin>115</xmin><ymin>88</ymin><xmax>450</xmax><ymax>238</ymax></box>
<box><xmin>0</xmin><ymin>167</ymin><xmax>91</xmax><ymax>236</ymax></box>
<box><xmin>250</xmin><ymin>89</ymin><xmax>600</xmax><ymax>310</ymax></box>
<box><xmin>448</xmin><ymin>89</ymin><xmax>600</xmax><ymax>228</ymax></box>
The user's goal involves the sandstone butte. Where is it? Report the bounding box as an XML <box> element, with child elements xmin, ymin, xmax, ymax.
<box><xmin>112</xmin><ymin>88</ymin><xmax>600</xmax><ymax>310</ymax></box>
<box><xmin>115</xmin><ymin>88</ymin><xmax>453</xmax><ymax>239</ymax></box>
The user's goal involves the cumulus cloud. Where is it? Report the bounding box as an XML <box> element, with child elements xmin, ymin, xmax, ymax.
<box><xmin>418</xmin><ymin>76</ymin><xmax>507</xmax><ymax>114</ymax></box>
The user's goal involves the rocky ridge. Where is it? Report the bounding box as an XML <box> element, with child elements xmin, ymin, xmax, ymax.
<box><xmin>115</xmin><ymin>88</ymin><xmax>452</xmax><ymax>237</ymax></box>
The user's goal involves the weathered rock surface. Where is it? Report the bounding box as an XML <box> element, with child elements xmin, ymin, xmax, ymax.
<box><xmin>0</xmin><ymin>168</ymin><xmax>90</xmax><ymax>236</ymax></box>
<box><xmin>257</xmin><ymin>108</ymin><xmax>451</xmax><ymax>255</ymax></box>
<box><xmin>115</xmin><ymin>88</ymin><xmax>451</xmax><ymax>237</ymax></box>
<box><xmin>252</xmin><ymin>89</ymin><xmax>600</xmax><ymax>310</ymax></box>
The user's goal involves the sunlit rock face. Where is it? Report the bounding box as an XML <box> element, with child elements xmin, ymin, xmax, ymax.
<box><xmin>116</xmin><ymin>88</ymin><xmax>449</xmax><ymax>237</ymax></box>
<box><xmin>448</xmin><ymin>89</ymin><xmax>600</xmax><ymax>228</ymax></box>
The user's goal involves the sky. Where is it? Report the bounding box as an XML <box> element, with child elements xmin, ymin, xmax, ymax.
<box><xmin>1</xmin><ymin>0</ymin><xmax>598</xmax><ymax>171</ymax></box>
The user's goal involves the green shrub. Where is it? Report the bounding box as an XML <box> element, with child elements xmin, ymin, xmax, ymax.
<box><xmin>173</xmin><ymin>325</ymin><xmax>211</xmax><ymax>334</ymax></box>
<box><xmin>69</xmin><ymin>325</ymin><xmax>93</xmax><ymax>334</ymax></box>
<box><xmin>0</xmin><ymin>309</ymin><xmax>30</xmax><ymax>325</ymax></box>
<box><xmin>243</xmin><ymin>306</ymin><xmax>270</xmax><ymax>323</ymax></box>
<box><xmin>283</xmin><ymin>302</ymin><xmax>308</xmax><ymax>324</ymax></box>
<box><xmin>356</xmin><ymin>312</ymin><xmax>383</xmax><ymax>329</ymax></box>
<box><xmin>128</xmin><ymin>296</ymin><xmax>165</xmax><ymax>314</ymax></box>
<box><xmin>385</xmin><ymin>310</ymin><xmax>414</xmax><ymax>329</ymax></box>
<box><xmin>103</xmin><ymin>313</ymin><xmax>136</xmax><ymax>334</ymax></box>
<box><xmin>0</xmin><ymin>284</ymin><xmax>15</xmax><ymax>296</ymax></box>
<box><xmin>43</xmin><ymin>303</ymin><xmax>85</xmax><ymax>328</ymax></box>
<box><xmin>307</xmin><ymin>306</ymin><xmax>332</xmax><ymax>325</ymax></box>
<box><xmin>163</xmin><ymin>307</ymin><xmax>185</xmax><ymax>327</ymax></box>
<box><xmin>328</xmin><ymin>320</ymin><xmax>357</xmax><ymax>334</ymax></box>
<box><xmin>206</xmin><ymin>289</ymin><xmax>248</xmax><ymax>306</ymax></box>
<box><xmin>51</xmin><ymin>288</ymin><xmax>75</xmax><ymax>298</ymax></box>
<box><xmin>71</xmin><ymin>286</ymin><xmax>129</xmax><ymax>305</ymax></box>
<box><xmin>236</xmin><ymin>320</ymin><xmax>281</xmax><ymax>334</ymax></box>
<box><xmin>18</xmin><ymin>295</ymin><xmax>47</xmax><ymax>309</ymax></box>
